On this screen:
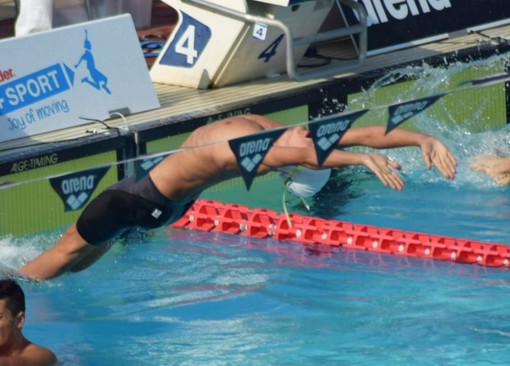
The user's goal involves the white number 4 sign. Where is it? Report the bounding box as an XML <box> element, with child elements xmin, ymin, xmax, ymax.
<box><xmin>253</xmin><ymin>23</ymin><xmax>268</xmax><ymax>41</ymax></box>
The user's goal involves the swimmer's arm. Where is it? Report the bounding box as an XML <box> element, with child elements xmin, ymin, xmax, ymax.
<box><xmin>339</xmin><ymin>126</ymin><xmax>457</xmax><ymax>180</ymax></box>
<box><xmin>471</xmin><ymin>155</ymin><xmax>510</xmax><ymax>185</ymax></box>
<box><xmin>265</xmin><ymin>146</ymin><xmax>405</xmax><ymax>190</ymax></box>
<box><xmin>339</xmin><ymin>126</ymin><xmax>429</xmax><ymax>148</ymax></box>
<box><xmin>477</xmin><ymin>156</ymin><xmax>510</xmax><ymax>174</ymax></box>
<box><xmin>323</xmin><ymin>149</ymin><xmax>405</xmax><ymax>190</ymax></box>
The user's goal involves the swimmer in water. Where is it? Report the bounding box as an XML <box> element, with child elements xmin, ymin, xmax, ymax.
<box><xmin>0</xmin><ymin>279</ymin><xmax>57</xmax><ymax>365</ymax></box>
<box><xmin>18</xmin><ymin>115</ymin><xmax>457</xmax><ymax>280</ymax></box>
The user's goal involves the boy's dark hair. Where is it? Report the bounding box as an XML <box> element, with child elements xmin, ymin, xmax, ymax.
<box><xmin>0</xmin><ymin>279</ymin><xmax>26</xmax><ymax>315</ymax></box>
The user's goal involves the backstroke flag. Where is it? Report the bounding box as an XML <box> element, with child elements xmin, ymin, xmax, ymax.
<box><xmin>386</xmin><ymin>94</ymin><xmax>445</xmax><ymax>134</ymax></box>
<box><xmin>229</xmin><ymin>128</ymin><xmax>285</xmax><ymax>190</ymax></box>
<box><xmin>308</xmin><ymin>110</ymin><xmax>368</xmax><ymax>166</ymax></box>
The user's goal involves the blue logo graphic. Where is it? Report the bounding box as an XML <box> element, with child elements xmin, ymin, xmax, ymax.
<box><xmin>75</xmin><ymin>30</ymin><xmax>111</xmax><ymax>94</ymax></box>
<box><xmin>160</xmin><ymin>12</ymin><xmax>211</xmax><ymax>68</ymax></box>
<box><xmin>0</xmin><ymin>64</ymin><xmax>72</xmax><ymax>116</ymax></box>
<box><xmin>0</xmin><ymin>29</ymin><xmax>111</xmax><ymax>117</ymax></box>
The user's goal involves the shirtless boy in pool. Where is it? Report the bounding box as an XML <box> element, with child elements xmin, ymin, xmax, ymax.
<box><xmin>18</xmin><ymin>114</ymin><xmax>457</xmax><ymax>280</ymax></box>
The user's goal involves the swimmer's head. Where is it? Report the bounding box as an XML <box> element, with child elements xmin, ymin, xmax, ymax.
<box><xmin>278</xmin><ymin>166</ymin><xmax>331</xmax><ymax>198</ymax></box>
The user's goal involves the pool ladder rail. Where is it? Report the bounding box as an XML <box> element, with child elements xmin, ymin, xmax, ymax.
<box><xmin>171</xmin><ymin>199</ymin><xmax>510</xmax><ymax>268</ymax></box>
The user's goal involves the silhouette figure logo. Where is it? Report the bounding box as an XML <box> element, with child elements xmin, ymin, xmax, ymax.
<box><xmin>74</xmin><ymin>30</ymin><xmax>111</xmax><ymax>94</ymax></box>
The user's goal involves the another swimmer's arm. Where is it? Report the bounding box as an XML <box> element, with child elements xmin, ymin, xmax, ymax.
<box><xmin>471</xmin><ymin>155</ymin><xmax>510</xmax><ymax>185</ymax></box>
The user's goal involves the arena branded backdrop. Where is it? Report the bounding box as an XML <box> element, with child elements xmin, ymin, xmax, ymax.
<box><xmin>340</xmin><ymin>0</ymin><xmax>510</xmax><ymax>54</ymax></box>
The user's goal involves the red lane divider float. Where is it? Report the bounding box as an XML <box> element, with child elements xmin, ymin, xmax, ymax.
<box><xmin>170</xmin><ymin>199</ymin><xmax>510</xmax><ymax>268</ymax></box>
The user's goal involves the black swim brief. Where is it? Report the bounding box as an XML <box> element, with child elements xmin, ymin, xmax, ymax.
<box><xmin>76</xmin><ymin>174</ymin><xmax>195</xmax><ymax>245</ymax></box>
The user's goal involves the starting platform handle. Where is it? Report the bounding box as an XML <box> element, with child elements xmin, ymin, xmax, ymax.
<box><xmin>182</xmin><ymin>0</ymin><xmax>368</xmax><ymax>82</ymax></box>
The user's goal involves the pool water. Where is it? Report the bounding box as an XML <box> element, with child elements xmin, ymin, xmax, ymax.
<box><xmin>8</xmin><ymin>214</ymin><xmax>510</xmax><ymax>365</ymax></box>
<box><xmin>4</xmin><ymin>126</ymin><xmax>510</xmax><ymax>365</ymax></box>
<box><xmin>3</xmin><ymin>57</ymin><xmax>510</xmax><ymax>364</ymax></box>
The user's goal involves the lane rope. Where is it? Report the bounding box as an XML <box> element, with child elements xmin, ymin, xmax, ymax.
<box><xmin>171</xmin><ymin>199</ymin><xmax>510</xmax><ymax>268</ymax></box>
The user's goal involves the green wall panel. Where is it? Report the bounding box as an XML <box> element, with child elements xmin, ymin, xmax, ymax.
<box><xmin>349</xmin><ymin>63</ymin><xmax>507</xmax><ymax>132</ymax></box>
<box><xmin>0</xmin><ymin>151</ymin><xmax>119</xmax><ymax>237</ymax></box>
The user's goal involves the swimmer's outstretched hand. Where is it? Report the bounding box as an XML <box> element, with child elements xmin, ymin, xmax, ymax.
<box><xmin>0</xmin><ymin>263</ymin><xmax>38</xmax><ymax>283</ymax></box>
<box><xmin>361</xmin><ymin>153</ymin><xmax>404</xmax><ymax>190</ymax></box>
<box><xmin>419</xmin><ymin>137</ymin><xmax>457</xmax><ymax>180</ymax></box>
<box><xmin>470</xmin><ymin>155</ymin><xmax>510</xmax><ymax>186</ymax></box>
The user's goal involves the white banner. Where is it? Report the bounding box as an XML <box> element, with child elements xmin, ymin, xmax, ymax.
<box><xmin>0</xmin><ymin>14</ymin><xmax>160</xmax><ymax>142</ymax></box>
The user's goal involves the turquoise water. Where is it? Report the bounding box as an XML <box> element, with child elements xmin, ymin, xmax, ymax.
<box><xmin>3</xmin><ymin>55</ymin><xmax>510</xmax><ymax>364</ymax></box>
<box><xmin>5</xmin><ymin>129</ymin><xmax>510</xmax><ymax>365</ymax></box>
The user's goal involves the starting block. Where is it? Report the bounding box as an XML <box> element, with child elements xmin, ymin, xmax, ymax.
<box><xmin>150</xmin><ymin>0</ymin><xmax>367</xmax><ymax>88</ymax></box>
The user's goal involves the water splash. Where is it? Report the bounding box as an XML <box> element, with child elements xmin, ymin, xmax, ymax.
<box><xmin>342</xmin><ymin>52</ymin><xmax>510</xmax><ymax>189</ymax></box>
<box><xmin>0</xmin><ymin>235</ymin><xmax>54</xmax><ymax>276</ymax></box>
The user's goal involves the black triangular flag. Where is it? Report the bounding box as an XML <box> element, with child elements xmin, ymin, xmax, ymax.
<box><xmin>308</xmin><ymin>110</ymin><xmax>368</xmax><ymax>166</ymax></box>
<box><xmin>135</xmin><ymin>155</ymin><xmax>167</xmax><ymax>180</ymax></box>
<box><xmin>229</xmin><ymin>128</ymin><xmax>285</xmax><ymax>190</ymax></box>
<box><xmin>386</xmin><ymin>94</ymin><xmax>444</xmax><ymax>135</ymax></box>
<box><xmin>50</xmin><ymin>167</ymin><xmax>110</xmax><ymax>211</ymax></box>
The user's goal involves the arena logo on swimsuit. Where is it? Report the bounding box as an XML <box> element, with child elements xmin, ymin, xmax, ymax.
<box><xmin>351</xmin><ymin>0</ymin><xmax>452</xmax><ymax>26</ymax></box>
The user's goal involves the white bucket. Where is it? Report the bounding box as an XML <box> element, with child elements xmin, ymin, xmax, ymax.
<box><xmin>123</xmin><ymin>0</ymin><xmax>153</xmax><ymax>29</ymax></box>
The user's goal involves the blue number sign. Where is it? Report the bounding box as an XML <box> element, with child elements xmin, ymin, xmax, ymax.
<box><xmin>160</xmin><ymin>12</ymin><xmax>211</xmax><ymax>68</ymax></box>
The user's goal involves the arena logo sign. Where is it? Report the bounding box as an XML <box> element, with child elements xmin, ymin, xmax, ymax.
<box><xmin>308</xmin><ymin>110</ymin><xmax>367</xmax><ymax>166</ymax></box>
<box><xmin>352</xmin><ymin>0</ymin><xmax>452</xmax><ymax>26</ymax></box>
<box><xmin>50</xmin><ymin>167</ymin><xmax>109</xmax><ymax>211</ymax></box>
<box><xmin>229</xmin><ymin>128</ymin><xmax>285</xmax><ymax>190</ymax></box>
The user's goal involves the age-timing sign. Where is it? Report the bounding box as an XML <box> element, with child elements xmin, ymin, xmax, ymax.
<box><xmin>0</xmin><ymin>14</ymin><xmax>160</xmax><ymax>142</ymax></box>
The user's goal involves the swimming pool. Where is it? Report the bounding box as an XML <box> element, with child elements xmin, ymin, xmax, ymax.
<box><xmin>5</xmin><ymin>129</ymin><xmax>510</xmax><ymax>365</ymax></box>
<box><xmin>3</xmin><ymin>59</ymin><xmax>510</xmax><ymax>365</ymax></box>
